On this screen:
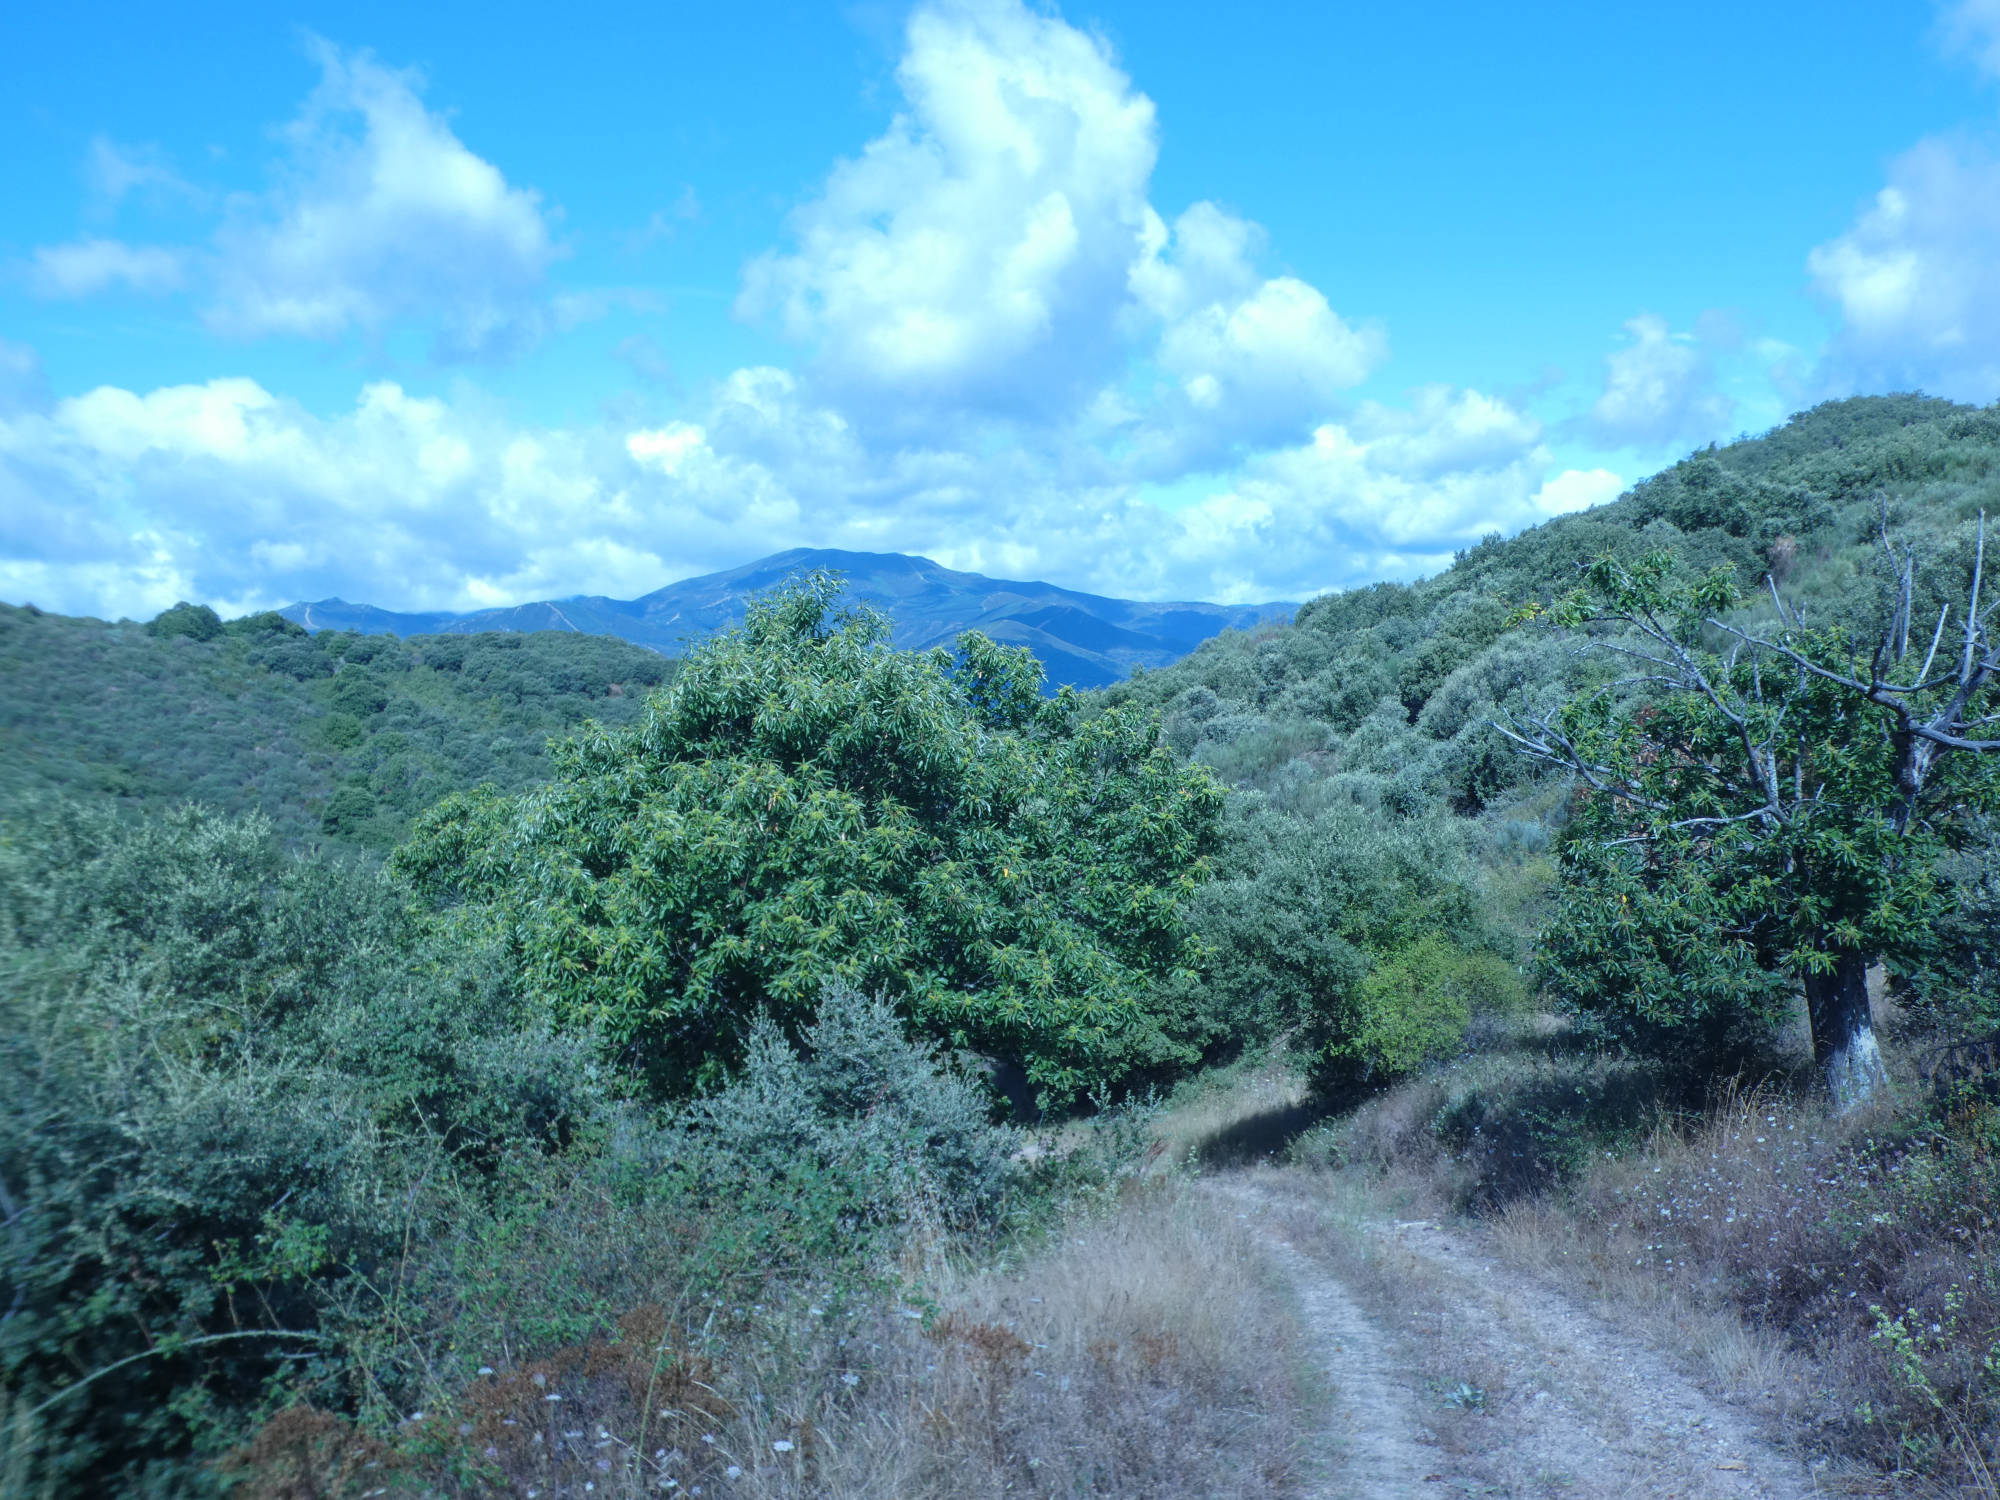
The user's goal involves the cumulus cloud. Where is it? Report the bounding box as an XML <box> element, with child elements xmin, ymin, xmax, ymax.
<box><xmin>1808</xmin><ymin>135</ymin><xmax>2000</xmax><ymax>401</ymax></box>
<box><xmin>23</xmin><ymin>42</ymin><xmax>566</xmax><ymax>362</ymax></box>
<box><xmin>204</xmin><ymin>39</ymin><xmax>561</xmax><ymax>359</ymax></box>
<box><xmin>1587</xmin><ymin>314</ymin><xmax>1734</xmax><ymax>449</ymax></box>
<box><xmin>740</xmin><ymin>0</ymin><xmax>1159</xmax><ymax>416</ymax></box>
<box><xmin>28</xmin><ymin>238</ymin><xmax>186</xmax><ymax>298</ymax></box>
<box><xmin>0</xmin><ymin>361</ymin><xmax>1579</xmax><ymax>620</ymax></box>
<box><xmin>738</xmin><ymin>0</ymin><xmax>1378</xmax><ymax>452</ymax></box>
<box><xmin>0</xmin><ymin>376</ymin><xmax>724</xmax><ymax>619</ymax></box>
<box><xmin>1127</xmin><ymin>203</ymin><xmax>1386</xmax><ymax>459</ymax></box>
<box><xmin>1533</xmin><ymin>467</ymin><xmax>1625</xmax><ymax>518</ymax></box>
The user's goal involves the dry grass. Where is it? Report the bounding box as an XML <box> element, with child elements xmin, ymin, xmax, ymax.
<box><xmin>1486</xmin><ymin>1077</ymin><xmax>2000</xmax><ymax>1487</ymax></box>
<box><xmin>223</xmin><ymin>1178</ymin><xmax>1314</xmax><ymax>1500</ymax></box>
<box><xmin>1272</xmin><ymin>1014</ymin><xmax>2000</xmax><ymax>1495</ymax></box>
<box><xmin>1149</xmin><ymin>1053</ymin><xmax>1316</xmax><ymax>1171</ymax></box>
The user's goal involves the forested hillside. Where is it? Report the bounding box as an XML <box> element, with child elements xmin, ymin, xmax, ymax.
<box><xmin>3</xmin><ymin>393</ymin><xmax>2000</xmax><ymax>1495</ymax></box>
<box><xmin>0</xmin><ymin>606</ymin><xmax>673</xmax><ymax>851</ymax></box>
<box><xmin>1112</xmin><ymin>391</ymin><xmax>1994</xmax><ymax>816</ymax></box>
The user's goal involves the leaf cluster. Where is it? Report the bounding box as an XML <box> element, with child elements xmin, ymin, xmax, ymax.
<box><xmin>394</xmin><ymin>574</ymin><xmax>1224</xmax><ymax>1106</ymax></box>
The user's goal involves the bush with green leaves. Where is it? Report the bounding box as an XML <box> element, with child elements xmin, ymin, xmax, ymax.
<box><xmin>0</xmin><ymin>801</ymin><xmax>602</xmax><ymax>1493</ymax></box>
<box><xmin>678</xmin><ymin>979</ymin><xmax>1018</xmax><ymax>1233</ymax></box>
<box><xmin>1333</xmin><ymin>933</ymin><xmax>1527</xmax><ymax>1082</ymax></box>
<box><xmin>145</xmin><ymin>600</ymin><xmax>223</xmax><ymax>641</ymax></box>
<box><xmin>1166</xmin><ymin>791</ymin><xmax>1516</xmax><ymax>1087</ymax></box>
<box><xmin>394</xmin><ymin>574</ymin><xmax>1224</xmax><ymax>1106</ymax></box>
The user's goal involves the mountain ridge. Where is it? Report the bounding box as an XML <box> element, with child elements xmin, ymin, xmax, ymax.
<box><xmin>282</xmin><ymin>547</ymin><xmax>1295</xmax><ymax>690</ymax></box>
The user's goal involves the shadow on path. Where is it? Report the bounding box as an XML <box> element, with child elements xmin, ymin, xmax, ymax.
<box><xmin>1195</xmin><ymin>1100</ymin><xmax>1324</xmax><ymax>1168</ymax></box>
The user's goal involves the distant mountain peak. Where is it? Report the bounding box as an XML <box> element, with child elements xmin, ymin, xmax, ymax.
<box><xmin>283</xmin><ymin>549</ymin><xmax>1292</xmax><ymax>690</ymax></box>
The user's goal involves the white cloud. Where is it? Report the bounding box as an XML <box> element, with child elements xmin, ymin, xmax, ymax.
<box><xmin>1940</xmin><ymin>0</ymin><xmax>2000</xmax><ymax>78</ymax></box>
<box><xmin>1808</xmin><ymin>135</ymin><xmax>2000</xmax><ymax>401</ymax></box>
<box><xmin>739</xmin><ymin>0</ymin><xmax>1159</xmax><ymax>416</ymax></box>
<box><xmin>737</xmin><ymin>0</ymin><xmax>1386</xmax><ymax>478</ymax></box>
<box><xmin>1588</xmin><ymin>313</ymin><xmax>1734</xmax><ymax>448</ymax></box>
<box><xmin>0</xmin><ymin>362</ymin><xmax>1580</xmax><ymax>619</ymax></box>
<box><xmin>205</xmin><ymin>39</ymin><xmax>561</xmax><ymax>359</ymax></box>
<box><xmin>627</xmin><ymin>422</ymin><xmax>707</xmax><ymax>475</ymax></box>
<box><xmin>27</xmin><ymin>238</ymin><xmax>186</xmax><ymax>298</ymax></box>
<box><xmin>1137</xmin><ymin>201</ymin><xmax>1386</xmax><ymax>452</ymax></box>
<box><xmin>1533</xmin><ymin>467</ymin><xmax>1625</xmax><ymax>517</ymax></box>
<box><xmin>85</xmin><ymin>136</ymin><xmax>202</xmax><ymax>217</ymax></box>
<box><xmin>1097</xmin><ymin>393</ymin><xmax>1557</xmax><ymax>602</ymax></box>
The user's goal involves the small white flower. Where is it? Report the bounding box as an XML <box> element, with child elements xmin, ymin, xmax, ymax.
<box><xmin>726</xmin><ymin>1465</ymin><xmax>743</xmax><ymax>1479</ymax></box>
<box><xmin>841</xmin><ymin>1372</ymin><xmax>859</xmax><ymax>1387</ymax></box>
<box><xmin>478</xmin><ymin>1366</ymin><xmax>495</xmax><ymax>1376</ymax></box>
<box><xmin>772</xmin><ymin>1440</ymin><xmax>794</xmax><ymax>1453</ymax></box>
<box><xmin>545</xmin><ymin>1393</ymin><xmax>563</xmax><ymax>1402</ymax></box>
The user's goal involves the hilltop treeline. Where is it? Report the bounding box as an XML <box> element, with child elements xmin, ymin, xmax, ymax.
<box><xmin>0</xmin><ymin>605</ymin><xmax>674</xmax><ymax>851</ymax></box>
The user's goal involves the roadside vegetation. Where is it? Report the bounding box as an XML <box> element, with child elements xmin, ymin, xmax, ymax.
<box><xmin>4</xmin><ymin>393</ymin><xmax>2000</xmax><ymax>1494</ymax></box>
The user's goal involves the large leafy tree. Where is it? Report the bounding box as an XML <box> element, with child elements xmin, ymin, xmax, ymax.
<box><xmin>393</xmin><ymin>574</ymin><xmax>1223</xmax><ymax>1106</ymax></box>
<box><xmin>1504</xmin><ymin>529</ymin><xmax>2000</xmax><ymax>1109</ymax></box>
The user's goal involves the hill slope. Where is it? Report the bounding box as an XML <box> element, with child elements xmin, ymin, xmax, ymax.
<box><xmin>1106</xmin><ymin>393</ymin><xmax>2000</xmax><ymax>812</ymax></box>
<box><xmin>0</xmin><ymin>609</ymin><xmax>674</xmax><ymax>851</ymax></box>
<box><xmin>284</xmin><ymin>548</ymin><xmax>1294</xmax><ymax>690</ymax></box>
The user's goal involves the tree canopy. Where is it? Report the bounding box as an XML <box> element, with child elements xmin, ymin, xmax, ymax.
<box><xmin>393</xmin><ymin>574</ymin><xmax>1224</xmax><ymax>1105</ymax></box>
<box><xmin>1505</xmin><ymin>543</ymin><xmax>2000</xmax><ymax>1105</ymax></box>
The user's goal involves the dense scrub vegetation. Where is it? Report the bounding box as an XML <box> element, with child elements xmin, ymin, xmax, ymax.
<box><xmin>0</xmin><ymin>605</ymin><xmax>673</xmax><ymax>851</ymax></box>
<box><xmin>1104</xmin><ymin>392</ymin><xmax>2000</xmax><ymax>1091</ymax></box>
<box><xmin>394</xmin><ymin>577</ymin><xmax>1222</xmax><ymax>1104</ymax></box>
<box><xmin>5</xmin><ymin>393</ymin><xmax>2000</xmax><ymax>1492</ymax></box>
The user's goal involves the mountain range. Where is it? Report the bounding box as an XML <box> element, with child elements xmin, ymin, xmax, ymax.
<box><xmin>282</xmin><ymin>549</ymin><xmax>1294</xmax><ymax>690</ymax></box>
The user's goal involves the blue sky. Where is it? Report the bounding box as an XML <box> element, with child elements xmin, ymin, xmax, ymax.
<box><xmin>5</xmin><ymin>0</ymin><xmax>2000</xmax><ymax>618</ymax></box>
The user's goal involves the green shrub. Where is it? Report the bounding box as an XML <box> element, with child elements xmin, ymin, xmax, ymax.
<box><xmin>326</xmin><ymin>670</ymin><xmax>389</xmax><ymax>718</ymax></box>
<box><xmin>1332</xmin><ymin>933</ymin><xmax>1525</xmax><ymax>1082</ymax></box>
<box><xmin>146</xmin><ymin>601</ymin><xmax>224</xmax><ymax>641</ymax></box>
<box><xmin>395</xmin><ymin>574</ymin><xmax>1223</xmax><ymax>1106</ymax></box>
<box><xmin>0</xmin><ymin>803</ymin><xmax>604</xmax><ymax>1490</ymax></box>
<box><xmin>681</xmin><ymin>979</ymin><xmax>1018</xmax><ymax>1233</ymax></box>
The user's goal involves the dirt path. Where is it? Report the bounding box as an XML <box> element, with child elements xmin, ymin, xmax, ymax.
<box><xmin>1210</xmin><ymin>1175</ymin><xmax>1836</xmax><ymax>1500</ymax></box>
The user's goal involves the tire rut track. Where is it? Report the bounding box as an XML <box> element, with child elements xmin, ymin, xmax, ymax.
<box><xmin>1211</xmin><ymin>1175</ymin><xmax>1835</xmax><ymax>1499</ymax></box>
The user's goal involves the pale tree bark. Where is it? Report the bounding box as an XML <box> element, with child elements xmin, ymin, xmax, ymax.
<box><xmin>1804</xmin><ymin>952</ymin><xmax>1889</xmax><ymax>1112</ymax></box>
<box><xmin>1497</xmin><ymin>511</ymin><xmax>2000</xmax><ymax>1114</ymax></box>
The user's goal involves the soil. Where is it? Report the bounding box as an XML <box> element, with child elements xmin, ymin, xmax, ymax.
<box><xmin>1209</xmin><ymin>1175</ymin><xmax>1857</xmax><ymax>1500</ymax></box>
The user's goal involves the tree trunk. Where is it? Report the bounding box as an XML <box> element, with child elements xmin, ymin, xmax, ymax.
<box><xmin>1805</xmin><ymin>951</ymin><xmax>1890</xmax><ymax>1112</ymax></box>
